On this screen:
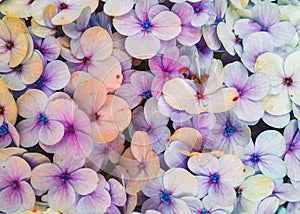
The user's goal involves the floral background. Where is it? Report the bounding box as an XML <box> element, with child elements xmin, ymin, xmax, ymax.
<box><xmin>0</xmin><ymin>0</ymin><xmax>300</xmax><ymax>213</ymax></box>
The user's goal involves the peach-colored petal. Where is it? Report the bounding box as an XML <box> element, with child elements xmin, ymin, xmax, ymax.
<box><xmin>9</xmin><ymin>33</ymin><xmax>28</xmax><ymax>68</ymax></box>
<box><xmin>0</xmin><ymin>79</ymin><xmax>17</xmax><ymax>124</ymax></box>
<box><xmin>21</xmin><ymin>52</ymin><xmax>43</xmax><ymax>84</ymax></box>
<box><xmin>31</xmin><ymin>19</ymin><xmax>56</xmax><ymax>38</ymax></box>
<box><xmin>64</xmin><ymin>71</ymin><xmax>92</xmax><ymax>96</ymax></box>
<box><xmin>73</xmin><ymin>78</ymin><xmax>107</xmax><ymax>116</ymax></box>
<box><xmin>170</xmin><ymin>127</ymin><xmax>202</xmax><ymax>151</ymax></box>
<box><xmin>131</xmin><ymin>131</ymin><xmax>153</xmax><ymax>162</ymax></box>
<box><xmin>126</xmin><ymin>179</ymin><xmax>147</xmax><ymax>195</ymax></box>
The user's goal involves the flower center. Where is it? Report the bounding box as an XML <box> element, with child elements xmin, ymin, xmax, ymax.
<box><xmin>37</xmin><ymin>113</ymin><xmax>48</xmax><ymax>125</ymax></box>
<box><xmin>6</xmin><ymin>41</ymin><xmax>14</xmax><ymax>50</ymax></box>
<box><xmin>0</xmin><ymin>122</ymin><xmax>8</xmax><ymax>137</ymax></box>
<box><xmin>235</xmin><ymin>34</ymin><xmax>242</xmax><ymax>44</ymax></box>
<box><xmin>0</xmin><ymin>106</ymin><xmax>4</xmax><ymax>115</ymax></box>
<box><xmin>250</xmin><ymin>153</ymin><xmax>260</xmax><ymax>163</ymax></box>
<box><xmin>201</xmin><ymin>209</ymin><xmax>210</xmax><ymax>214</ymax></box>
<box><xmin>283</xmin><ymin>77</ymin><xmax>293</xmax><ymax>86</ymax></box>
<box><xmin>34</xmin><ymin>77</ymin><xmax>45</xmax><ymax>88</ymax></box>
<box><xmin>160</xmin><ymin>189</ymin><xmax>172</xmax><ymax>205</ymax></box>
<box><xmin>210</xmin><ymin>172</ymin><xmax>220</xmax><ymax>183</ymax></box>
<box><xmin>142</xmin><ymin>20</ymin><xmax>152</xmax><ymax>32</ymax></box>
<box><xmin>12</xmin><ymin>181</ymin><xmax>19</xmax><ymax>188</ymax></box>
<box><xmin>223</xmin><ymin>121</ymin><xmax>236</xmax><ymax>137</ymax></box>
<box><xmin>289</xmin><ymin>144</ymin><xmax>295</xmax><ymax>151</ymax></box>
<box><xmin>214</xmin><ymin>16</ymin><xmax>225</xmax><ymax>25</ymax></box>
<box><xmin>60</xmin><ymin>2</ymin><xmax>68</xmax><ymax>10</ymax></box>
<box><xmin>140</xmin><ymin>90</ymin><xmax>152</xmax><ymax>99</ymax></box>
<box><xmin>67</xmin><ymin>125</ymin><xmax>75</xmax><ymax>133</ymax></box>
<box><xmin>194</xmin><ymin>7</ymin><xmax>200</xmax><ymax>13</ymax></box>
<box><xmin>261</xmin><ymin>26</ymin><xmax>268</xmax><ymax>31</ymax></box>
<box><xmin>83</xmin><ymin>57</ymin><xmax>91</xmax><ymax>66</ymax></box>
<box><xmin>235</xmin><ymin>187</ymin><xmax>243</xmax><ymax>198</ymax></box>
<box><xmin>62</xmin><ymin>174</ymin><xmax>69</xmax><ymax>182</ymax></box>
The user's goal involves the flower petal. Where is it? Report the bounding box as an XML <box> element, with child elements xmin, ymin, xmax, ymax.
<box><xmin>0</xmin><ymin>185</ymin><xmax>22</xmax><ymax>213</ymax></box>
<box><xmin>38</xmin><ymin>120</ymin><xmax>65</xmax><ymax>146</ymax></box>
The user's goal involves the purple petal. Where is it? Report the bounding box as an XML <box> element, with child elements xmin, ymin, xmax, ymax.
<box><xmin>255</xmin><ymin>130</ymin><xmax>286</xmax><ymax>156</ymax></box>
<box><xmin>47</xmin><ymin>182</ymin><xmax>76</xmax><ymax>212</ymax></box>
<box><xmin>0</xmin><ymin>168</ymin><xmax>11</xmax><ymax>189</ymax></box>
<box><xmin>164</xmin><ymin>140</ymin><xmax>190</xmax><ymax>169</ymax></box>
<box><xmin>53</xmin><ymin>153</ymin><xmax>85</xmax><ymax>173</ymax></box>
<box><xmin>208</xmin><ymin>181</ymin><xmax>235</xmax><ymax>206</ymax></box>
<box><xmin>234</xmin><ymin>98</ymin><xmax>265</xmax><ymax>122</ymax></box>
<box><xmin>19</xmin><ymin>181</ymin><xmax>35</xmax><ymax>210</ymax></box>
<box><xmin>243</xmin><ymin>73</ymin><xmax>270</xmax><ymax>101</ymax></box>
<box><xmin>151</xmin><ymin>11</ymin><xmax>182</xmax><ymax>41</ymax></box>
<box><xmin>202</xmin><ymin>24</ymin><xmax>221</xmax><ymax>50</ymax></box>
<box><xmin>258</xmin><ymin>155</ymin><xmax>287</xmax><ymax>179</ymax></box>
<box><xmin>275</xmin><ymin>183</ymin><xmax>300</xmax><ymax>202</ymax></box>
<box><xmin>233</xmin><ymin>19</ymin><xmax>262</xmax><ymax>39</ymax></box>
<box><xmin>17</xmin><ymin>118</ymin><xmax>40</xmax><ymax>148</ymax></box>
<box><xmin>218</xmin><ymin>155</ymin><xmax>244</xmax><ymax>186</ymax></box>
<box><xmin>43</xmin><ymin>60</ymin><xmax>71</xmax><ymax>90</ymax></box>
<box><xmin>0</xmin><ymin>185</ymin><xmax>22</xmax><ymax>213</ymax></box>
<box><xmin>40</xmin><ymin>36</ymin><xmax>61</xmax><ymax>61</ymax></box>
<box><xmin>135</xmin><ymin>0</ymin><xmax>158</xmax><ymax>21</ymax></box>
<box><xmin>252</xmin><ymin>3</ymin><xmax>280</xmax><ymax>27</ymax></box>
<box><xmin>4</xmin><ymin>156</ymin><xmax>31</xmax><ymax>181</ymax></box>
<box><xmin>262</xmin><ymin>112</ymin><xmax>290</xmax><ymax>129</ymax></box>
<box><xmin>38</xmin><ymin>120</ymin><xmax>65</xmax><ymax>145</ymax></box>
<box><xmin>113</xmin><ymin>11</ymin><xmax>141</xmax><ymax>36</ymax></box>
<box><xmin>256</xmin><ymin>196</ymin><xmax>279</xmax><ymax>214</ymax></box>
<box><xmin>108</xmin><ymin>178</ymin><xmax>127</xmax><ymax>206</ymax></box>
<box><xmin>224</xmin><ymin>61</ymin><xmax>248</xmax><ymax>89</ymax></box>
<box><xmin>268</xmin><ymin>22</ymin><xmax>296</xmax><ymax>47</ymax></box>
<box><xmin>31</xmin><ymin>163</ymin><xmax>62</xmax><ymax>191</ymax></box>
<box><xmin>285</xmin><ymin>153</ymin><xmax>300</xmax><ymax>181</ymax></box>
<box><xmin>69</xmin><ymin>168</ymin><xmax>98</xmax><ymax>195</ymax></box>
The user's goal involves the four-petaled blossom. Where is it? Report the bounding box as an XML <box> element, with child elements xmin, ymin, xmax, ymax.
<box><xmin>31</xmin><ymin>153</ymin><xmax>99</xmax><ymax>212</ymax></box>
<box><xmin>142</xmin><ymin>168</ymin><xmax>198</xmax><ymax>214</ymax></box>
<box><xmin>188</xmin><ymin>153</ymin><xmax>244</xmax><ymax>206</ymax></box>
<box><xmin>0</xmin><ymin>156</ymin><xmax>35</xmax><ymax>213</ymax></box>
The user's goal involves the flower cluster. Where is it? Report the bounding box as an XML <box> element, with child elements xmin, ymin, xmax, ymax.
<box><xmin>0</xmin><ymin>0</ymin><xmax>300</xmax><ymax>213</ymax></box>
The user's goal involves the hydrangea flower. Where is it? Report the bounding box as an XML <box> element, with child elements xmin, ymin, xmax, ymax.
<box><xmin>242</xmin><ymin>130</ymin><xmax>287</xmax><ymax>179</ymax></box>
<box><xmin>224</xmin><ymin>61</ymin><xmax>271</xmax><ymax>123</ymax></box>
<box><xmin>16</xmin><ymin>89</ymin><xmax>65</xmax><ymax>148</ymax></box>
<box><xmin>28</xmin><ymin>60</ymin><xmax>71</xmax><ymax>96</ymax></box>
<box><xmin>119</xmin><ymin>131</ymin><xmax>160</xmax><ymax>195</ymax></box>
<box><xmin>39</xmin><ymin>98</ymin><xmax>93</xmax><ymax>159</ymax></box>
<box><xmin>163</xmin><ymin>59</ymin><xmax>239</xmax><ymax>114</ymax></box>
<box><xmin>115</xmin><ymin>71</ymin><xmax>154</xmax><ymax>109</ymax></box>
<box><xmin>188</xmin><ymin>153</ymin><xmax>244</xmax><ymax>206</ymax></box>
<box><xmin>31</xmin><ymin>0</ymin><xmax>98</xmax><ymax>26</ymax></box>
<box><xmin>188</xmin><ymin>0</ymin><xmax>217</xmax><ymax>28</ymax></box>
<box><xmin>31</xmin><ymin>153</ymin><xmax>99</xmax><ymax>212</ymax></box>
<box><xmin>209</xmin><ymin>110</ymin><xmax>251</xmax><ymax>157</ymax></box>
<box><xmin>234</xmin><ymin>2</ymin><xmax>296</xmax><ymax>47</ymax></box>
<box><xmin>0</xmin><ymin>120</ymin><xmax>19</xmax><ymax>149</ymax></box>
<box><xmin>141</xmin><ymin>168</ymin><xmax>198</xmax><ymax>213</ymax></box>
<box><xmin>73</xmin><ymin>78</ymin><xmax>131</xmax><ymax>143</ymax></box>
<box><xmin>0</xmin><ymin>156</ymin><xmax>35</xmax><ymax>213</ymax></box>
<box><xmin>61</xmin><ymin>26</ymin><xmax>122</xmax><ymax>92</ymax></box>
<box><xmin>0</xmin><ymin>79</ymin><xmax>17</xmax><ymax>125</ymax></box>
<box><xmin>255</xmin><ymin>50</ymin><xmax>300</xmax><ymax>116</ymax></box>
<box><xmin>129</xmin><ymin>98</ymin><xmax>170</xmax><ymax>153</ymax></box>
<box><xmin>283</xmin><ymin>119</ymin><xmax>300</xmax><ymax>183</ymax></box>
<box><xmin>113</xmin><ymin>0</ymin><xmax>182</xmax><ymax>59</ymax></box>
<box><xmin>149</xmin><ymin>46</ymin><xmax>190</xmax><ymax>98</ymax></box>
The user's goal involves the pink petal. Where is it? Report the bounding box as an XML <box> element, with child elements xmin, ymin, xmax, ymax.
<box><xmin>151</xmin><ymin>11</ymin><xmax>182</xmax><ymax>41</ymax></box>
<box><xmin>31</xmin><ymin>163</ymin><xmax>62</xmax><ymax>191</ymax></box>
<box><xmin>69</xmin><ymin>168</ymin><xmax>98</xmax><ymax>195</ymax></box>
<box><xmin>104</xmin><ymin>0</ymin><xmax>135</xmax><ymax>16</ymax></box>
<box><xmin>0</xmin><ymin>168</ymin><xmax>11</xmax><ymax>189</ymax></box>
<box><xmin>108</xmin><ymin>179</ymin><xmax>127</xmax><ymax>206</ymax></box>
<box><xmin>233</xmin><ymin>19</ymin><xmax>262</xmax><ymax>38</ymax></box>
<box><xmin>0</xmin><ymin>185</ymin><xmax>22</xmax><ymax>213</ymax></box>
<box><xmin>113</xmin><ymin>10</ymin><xmax>142</xmax><ymax>36</ymax></box>
<box><xmin>19</xmin><ymin>181</ymin><xmax>35</xmax><ymax>210</ymax></box>
<box><xmin>125</xmin><ymin>32</ymin><xmax>160</xmax><ymax>59</ymax></box>
<box><xmin>38</xmin><ymin>120</ymin><xmax>65</xmax><ymax>145</ymax></box>
<box><xmin>208</xmin><ymin>181</ymin><xmax>236</xmax><ymax>206</ymax></box>
<box><xmin>47</xmin><ymin>182</ymin><xmax>76</xmax><ymax>212</ymax></box>
<box><xmin>4</xmin><ymin>156</ymin><xmax>31</xmax><ymax>181</ymax></box>
<box><xmin>43</xmin><ymin>60</ymin><xmax>71</xmax><ymax>90</ymax></box>
<box><xmin>80</xmin><ymin>26</ymin><xmax>113</xmax><ymax>61</ymax></box>
<box><xmin>17</xmin><ymin>118</ymin><xmax>40</xmax><ymax>148</ymax></box>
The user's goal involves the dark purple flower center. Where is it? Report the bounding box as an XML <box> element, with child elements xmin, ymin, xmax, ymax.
<box><xmin>235</xmin><ymin>187</ymin><xmax>243</xmax><ymax>197</ymax></box>
<box><xmin>160</xmin><ymin>189</ymin><xmax>172</xmax><ymax>205</ymax></box>
<box><xmin>238</xmin><ymin>90</ymin><xmax>243</xmax><ymax>96</ymax></box>
<box><xmin>0</xmin><ymin>106</ymin><xmax>4</xmax><ymax>115</ymax></box>
<box><xmin>250</xmin><ymin>153</ymin><xmax>260</xmax><ymax>163</ymax></box>
<box><xmin>12</xmin><ymin>181</ymin><xmax>19</xmax><ymax>188</ymax></box>
<box><xmin>34</xmin><ymin>77</ymin><xmax>45</xmax><ymax>88</ymax></box>
<box><xmin>13</xmin><ymin>65</ymin><xmax>23</xmax><ymax>73</ymax></box>
<box><xmin>261</xmin><ymin>26</ymin><xmax>268</xmax><ymax>31</ymax></box>
<box><xmin>62</xmin><ymin>174</ymin><xmax>69</xmax><ymax>182</ymax></box>
<box><xmin>140</xmin><ymin>90</ymin><xmax>152</xmax><ymax>99</ymax></box>
<box><xmin>6</xmin><ymin>41</ymin><xmax>14</xmax><ymax>50</ymax></box>
<box><xmin>194</xmin><ymin>7</ymin><xmax>201</xmax><ymax>12</ymax></box>
<box><xmin>68</xmin><ymin>125</ymin><xmax>75</xmax><ymax>133</ymax></box>
<box><xmin>289</xmin><ymin>144</ymin><xmax>295</xmax><ymax>151</ymax></box>
<box><xmin>210</xmin><ymin>172</ymin><xmax>220</xmax><ymax>183</ymax></box>
<box><xmin>201</xmin><ymin>209</ymin><xmax>210</xmax><ymax>214</ymax></box>
<box><xmin>283</xmin><ymin>77</ymin><xmax>293</xmax><ymax>86</ymax></box>
<box><xmin>223</xmin><ymin>121</ymin><xmax>236</xmax><ymax>137</ymax></box>
<box><xmin>142</xmin><ymin>20</ymin><xmax>152</xmax><ymax>32</ymax></box>
<box><xmin>37</xmin><ymin>113</ymin><xmax>48</xmax><ymax>125</ymax></box>
<box><xmin>60</xmin><ymin>2</ymin><xmax>68</xmax><ymax>10</ymax></box>
<box><xmin>0</xmin><ymin>122</ymin><xmax>8</xmax><ymax>137</ymax></box>
<box><xmin>83</xmin><ymin>57</ymin><xmax>91</xmax><ymax>66</ymax></box>
<box><xmin>214</xmin><ymin>16</ymin><xmax>225</xmax><ymax>25</ymax></box>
